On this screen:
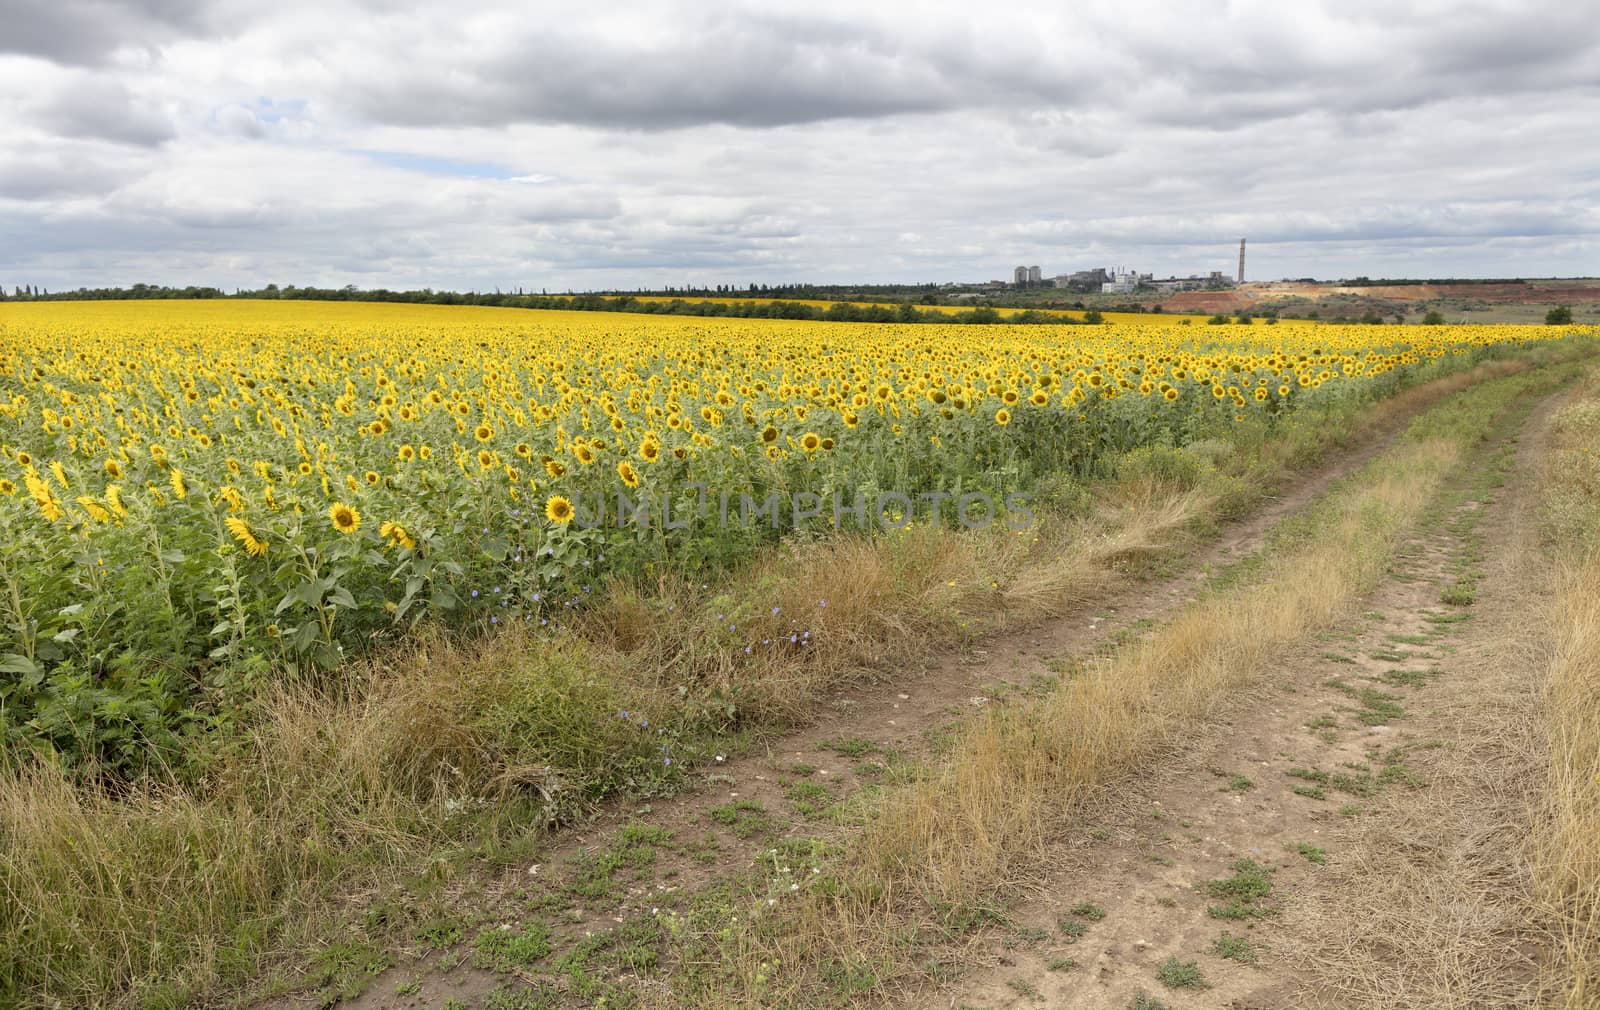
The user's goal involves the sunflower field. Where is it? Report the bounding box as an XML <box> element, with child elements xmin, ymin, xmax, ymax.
<box><xmin>0</xmin><ymin>299</ymin><xmax>1584</xmax><ymax>771</ymax></box>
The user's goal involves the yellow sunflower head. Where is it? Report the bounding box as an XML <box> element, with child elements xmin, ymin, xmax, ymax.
<box><xmin>545</xmin><ymin>495</ymin><xmax>574</xmax><ymax>524</ymax></box>
<box><xmin>329</xmin><ymin>501</ymin><xmax>361</xmax><ymax>534</ymax></box>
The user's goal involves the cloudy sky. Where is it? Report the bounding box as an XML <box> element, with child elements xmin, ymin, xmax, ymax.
<box><xmin>2</xmin><ymin>0</ymin><xmax>1598</xmax><ymax>292</ymax></box>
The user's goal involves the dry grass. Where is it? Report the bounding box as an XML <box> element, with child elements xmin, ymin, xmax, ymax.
<box><xmin>1536</xmin><ymin>552</ymin><xmax>1600</xmax><ymax>1009</ymax></box>
<box><xmin>1281</xmin><ymin>367</ymin><xmax>1600</xmax><ymax>1010</ymax></box>
<box><xmin>1532</xmin><ymin>385</ymin><xmax>1600</xmax><ymax>1009</ymax></box>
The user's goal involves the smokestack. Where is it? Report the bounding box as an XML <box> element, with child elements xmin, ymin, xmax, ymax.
<box><xmin>1237</xmin><ymin>238</ymin><xmax>1246</xmax><ymax>284</ymax></box>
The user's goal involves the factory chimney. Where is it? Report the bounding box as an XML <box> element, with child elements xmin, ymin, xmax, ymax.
<box><xmin>1237</xmin><ymin>238</ymin><xmax>1246</xmax><ymax>284</ymax></box>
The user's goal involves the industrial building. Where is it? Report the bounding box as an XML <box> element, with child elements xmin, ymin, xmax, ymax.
<box><xmin>1013</xmin><ymin>265</ymin><xmax>1044</xmax><ymax>288</ymax></box>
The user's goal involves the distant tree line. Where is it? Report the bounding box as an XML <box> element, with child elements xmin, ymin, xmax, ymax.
<box><xmin>0</xmin><ymin>282</ymin><xmax>1104</xmax><ymax>326</ymax></box>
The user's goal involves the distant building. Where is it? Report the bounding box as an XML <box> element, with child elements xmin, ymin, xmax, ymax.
<box><xmin>1101</xmin><ymin>269</ymin><xmax>1151</xmax><ymax>295</ymax></box>
<box><xmin>1027</xmin><ymin>265</ymin><xmax>1042</xmax><ymax>286</ymax></box>
<box><xmin>1014</xmin><ymin>265</ymin><xmax>1029</xmax><ymax>287</ymax></box>
<box><xmin>1150</xmin><ymin>271</ymin><xmax>1233</xmax><ymax>293</ymax></box>
<box><xmin>1055</xmin><ymin>268</ymin><xmax>1109</xmax><ymax>292</ymax></box>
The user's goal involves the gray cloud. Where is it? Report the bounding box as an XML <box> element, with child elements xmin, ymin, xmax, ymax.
<box><xmin>0</xmin><ymin>142</ymin><xmax>144</xmax><ymax>200</ymax></box>
<box><xmin>31</xmin><ymin>75</ymin><xmax>175</xmax><ymax>145</ymax></box>
<box><xmin>345</xmin><ymin>15</ymin><xmax>975</xmax><ymax>130</ymax></box>
<box><xmin>0</xmin><ymin>0</ymin><xmax>221</xmax><ymax>64</ymax></box>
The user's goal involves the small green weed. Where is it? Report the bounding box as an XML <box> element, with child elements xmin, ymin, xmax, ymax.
<box><xmin>1290</xmin><ymin>842</ymin><xmax>1327</xmax><ymax>864</ymax></box>
<box><xmin>1205</xmin><ymin>859</ymin><xmax>1275</xmax><ymax>920</ymax></box>
<box><xmin>1212</xmin><ymin>931</ymin><xmax>1258</xmax><ymax>964</ymax></box>
<box><xmin>1155</xmin><ymin>956</ymin><xmax>1209</xmax><ymax>990</ymax></box>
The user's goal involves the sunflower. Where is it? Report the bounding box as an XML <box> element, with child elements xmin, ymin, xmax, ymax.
<box><xmin>545</xmin><ymin>494</ymin><xmax>575</xmax><ymax>524</ymax></box>
<box><xmin>573</xmin><ymin>443</ymin><xmax>596</xmax><ymax>465</ymax></box>
<box><xmin>76</xmin><ymin>497</ymin><xmax>111</xmax><ymax>524</ymax></box>
<box><xmin>103</xmin><ymin>458</ymin><xmax>122</xmax><ymax>478</ymax></box>
<box><xmin>800</xmin><ymin>432</ymin><xmax>821</xmax><ymax>453</ymax></box>
<box><xmin>995</xmin><ymin>408</ymin><xmax>1011</xmax><ymax>426</ymax></box>
<box><xmin>474</xmin><ymin>423</ymin><xmax>495</xmax><ymax>443</ymax></box>
<box><xmin>329</xmin><ymin>501</ymin><xmax>361</xmax><ymax>534</ymax></box>
<box><xmin>477</xmin><ymin>449</ymin><xmax>496</xmax><ymax>469</ymax></box>
<box><xmin>397</xmin><ymin>444</ymin><xmax>415</xmax><ymax>461</ymax></box>
<box><xmin>617</xmin><ymin>460</ymin><xmax>641</xmax><ymax>488</ymax></box>
<box><xmin>760</xmin><ymin>425</ymin><xmax>779</xmax><ymax>444</ymax></box>
<box><xmin>364</xmin><ymin>470</ymin><xmax>380</xmax><ymax>485</ymax></box>
<box><xmin>169</xmin><ymin>468</ymin><xmax>187</xmax><ymax>499</ymax></box>
<box><xmin>514</xmin><ymin>442</ymin><xmax>532</xmax><ymax>459</ymax></box>
<box><xmin>297</xmin><ymin>461</ymin><xmax>313</xmax><ymax>475</ymax></box>
<box><xmin>225</xmin><ymin>516</ymin><xmax>269</xmax><ymax>556</ymax></box>
<box><xmin>1163</xmin><ymin>388</ymin><xmax>1180</xmax><ymax>402</ymax></box>
<box><xmin>0</xmin><ymin>479</ymin><xmax>15</xmax><ymax>496</ymax></box>
<box><xmin>639</xmin><ymin>440</ymin><xmax>661</xmax><ymax>463</ymax></box>
<box><xmin>378</xmin><ymin>520</ymin><xmax>416</xmax><ymax>551</ymax></box>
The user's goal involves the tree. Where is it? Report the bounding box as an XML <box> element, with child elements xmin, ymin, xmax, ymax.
<box><xmin>1422</xmin><ymin>310</ymin><xmax>1446</xmax><ymax>325</ymax></box>
<box><xmin>1083</xmin><ymin>309</ymin><xmax>1104</xmax><ymax>324</ymax></box>
<box><xmin>1546</xmin><ymin>305</ymin><xmax>1573</xmax><ymax>325</ymax></box>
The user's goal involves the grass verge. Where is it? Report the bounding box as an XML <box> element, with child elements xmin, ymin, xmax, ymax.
<box><xmin>1532</xmin><ymin>380</ymin><xmax>1600</xmax><ymax>1008</ymax></box>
